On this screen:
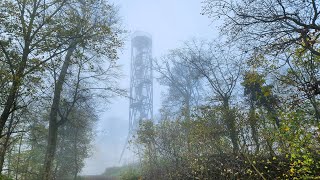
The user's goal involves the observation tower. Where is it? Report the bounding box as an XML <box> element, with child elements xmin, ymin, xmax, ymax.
<box><xmin>120</xmin><ymin>31</ymin><xmax>153</xmax><ymax>161</ymax></box>
<box><xmin>128</xmin><ymin>31</ymin><xmax>153</xmax><ymax>131</ymax></box>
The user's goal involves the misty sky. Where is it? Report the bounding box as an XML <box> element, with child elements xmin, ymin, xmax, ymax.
<box><xmin>82</xmin><ymin>0</ymin><xmax>218</xmax><ymax>175</ymax></box>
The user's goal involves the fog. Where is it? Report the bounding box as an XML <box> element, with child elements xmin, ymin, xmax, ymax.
<box><xmin>81</xmin><ymin>0</ymin><xmax>216</xmax><ymax>175</ymax></box>
<box><xmin>2</xmin><ymin>0</ymin><xmax>317</xmax><ymax>179</ymax></box>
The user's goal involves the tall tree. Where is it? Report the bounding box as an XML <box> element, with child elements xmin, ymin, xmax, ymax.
<box><xmin>41</xmin><ymin>1</ymin><xmax>123</xmax><ymax>179</ymax></box>
<box><xmin>155</xmin><ymin>51</ymin><xmax>203</xmax><ymax>121</ymax></box>
<box><xmin>242</xmin><ymin>70</ymin><xmax>278</xmax><ymax>153</ymax></box>
<box><xmin>181</xmin><ymin>40</ymin><xmax>243</xmax><ymax>153</ymax></box>
<box><xmin>279</xmin><ymin>48</ymin><xmax>320</xmax><ymax>122</ymax></box>
<box><xmin>0</xmin><ymin>0</ymin><xmax>69</xmax><ymax>139</ymax></box>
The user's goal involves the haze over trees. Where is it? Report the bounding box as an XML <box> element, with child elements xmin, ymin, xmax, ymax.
<box><xmin>0</xmin><ymin>0</ymin><xmax>320</xmax><ymax>180</ymax></box>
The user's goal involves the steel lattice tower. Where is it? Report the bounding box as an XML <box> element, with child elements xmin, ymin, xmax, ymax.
<box><xmin>129</xmin><ymin>31</ymin><xmax>153</xmax><ymax>131</ymax></box>
<box><xmin>120</xmin><ymin>31</ymin><xmax>153</xmax><ymax>162</ymax></box>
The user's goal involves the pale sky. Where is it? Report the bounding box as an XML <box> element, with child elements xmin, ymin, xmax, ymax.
<box><xmin>82</xmin><ymin>0</ymin><xmax>218</xmax><ymax>175</ymax></box>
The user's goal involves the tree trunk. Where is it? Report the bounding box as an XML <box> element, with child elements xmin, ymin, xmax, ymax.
<box><xmin>42</xmin><ymin>43</ymin><xmax>76</xmax><ymax>180</ymax></box>
<box><xmin>0</xmin><ymin>44</ymin><xmax>30</xmax><ymax>137</ymax></box>
<box><xmin>73</xmin><ymin>128</ymin><xmax>78</xmax><ymax>180</ymax></box>
<box><xmin>15</xmin><ymin>134</ymin><xmax>23</xmax><ymax>180</ymax></box>
<box><xmin>228</xmin><ymin>119</ymin><xmax>239</xmax><ymax>154</ymax></box>
<box><xmin>249</xmin><ymin>106</ymin><xmax>260</xmax><ymax>154</ymax></box>
<box><xmin>6</xmin><ymin>146</ymin><xmax>12</xmax><ymax>178</ymax></box>
<box><xmin>185</xmin><ymin>95</ymin><xmax>191</xmax><ymax>122</ymax></box>
<box><xmin>0</xmin><ymin>111</ymin><xmax>15</xmax><ymax>173</ymax></box>
<box><xmin>223</xmin><ymin>99</ymin><xmax>239</xmax><ymax>154</ymax></box>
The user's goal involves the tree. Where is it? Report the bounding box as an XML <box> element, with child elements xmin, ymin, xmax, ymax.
<box><xmin>0</xmin><ymin>0</ymin><xmax>124</xmax><ymax>178</ymax></box>
<box><xmin>154</xmin><ymin>51</ymin><xmax>203</xmax><ymax>121</ymax></box>
<box><xmin>181</xmin><ymin>40</ymin><xmax>243</xmax><ymax>153</ymax></box>
<box><xmin>53</xmin><ymin>104</ymin><xmax>97</xmax><ymax>180</ymax></box>
<box><xmin>202</xmin><ymin>0</ymin><xmax>320</xmax><ymax>56</ymax></box>
<box><xmin>279</xmin><ymin>48</ymin><xmax>320</xmax><ymax>122</ymax></box>
<box><xmin>242</xmin><ymin>70</ymin><xmax>278</xmax><ymax>154</ymax></box>
<box><xmin>0</xmin><ymin>1</ymin><xmax>73</xmax><ymax>173</ymax></box>
<box><xmin>0</xmin><ymin>0</ymin><xmax>69</xmax><ymax>139</ymax></box>
<box><xmin>4</xmin><ymin>99</ymin><xmax>97</xmax><ymax>180</ymax></box>
<box><xmin>41</xmin><ymin>1</ymin><xmax>123</xmax><ymax>179</ymax></box>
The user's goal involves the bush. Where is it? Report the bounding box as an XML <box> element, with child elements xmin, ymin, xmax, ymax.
<box><xmin>120</xmin><ymin>167</ymin><xmax>141</xmax><ymax>180</ymax></box>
